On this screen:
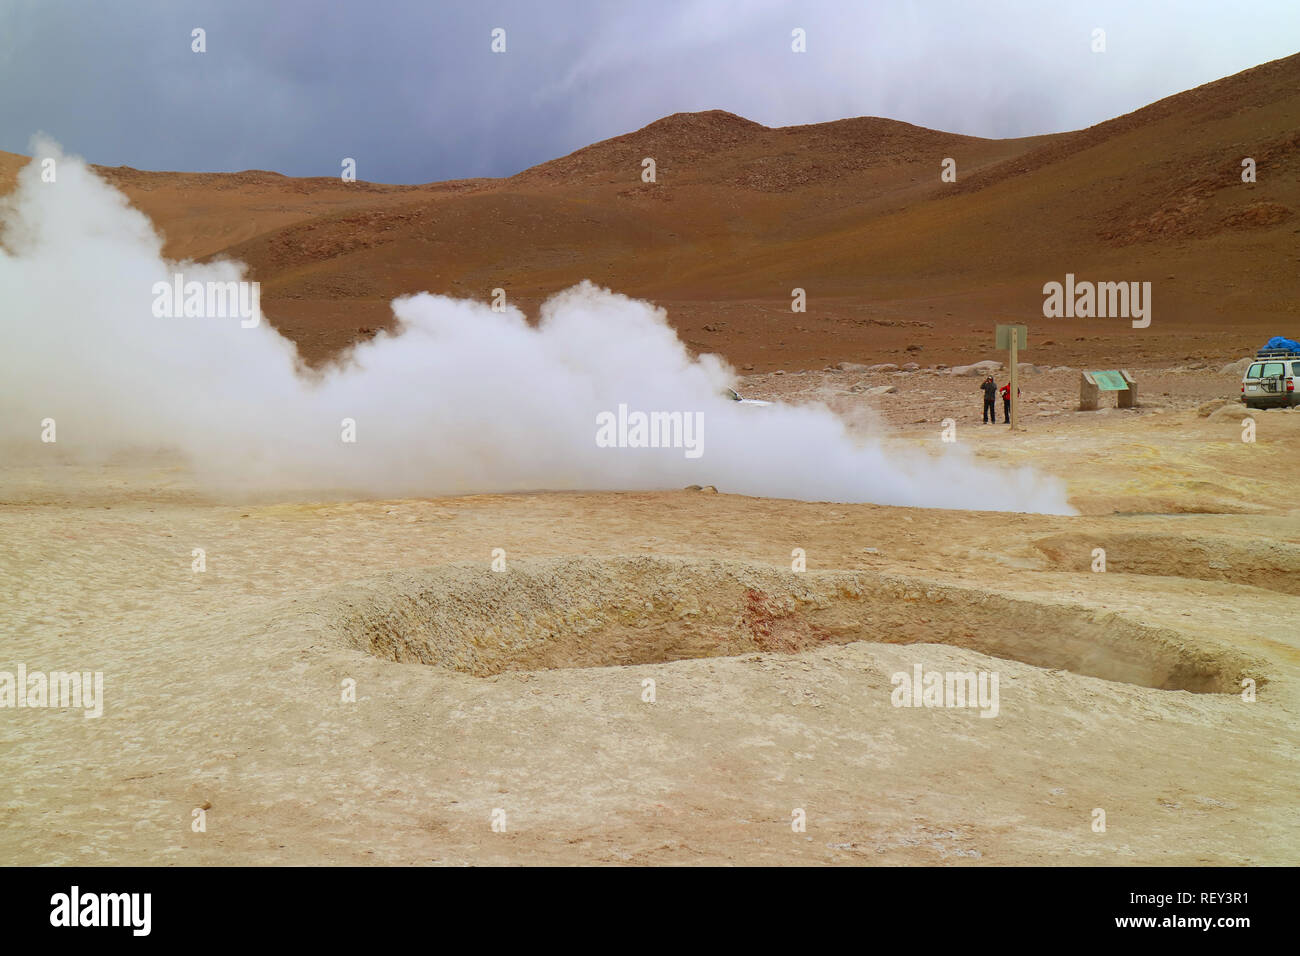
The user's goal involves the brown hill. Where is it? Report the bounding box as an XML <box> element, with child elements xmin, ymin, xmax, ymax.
<box><xmin>4</xmin><ymin>52</ymin><xmax>1298</xmax><ymax>369</ymax></box>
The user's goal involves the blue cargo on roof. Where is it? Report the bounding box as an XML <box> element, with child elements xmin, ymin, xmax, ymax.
<box><xmin>1263</xmin><ymin>336</ymin><xmax>1300</xmax><ymax>352</ymax></box>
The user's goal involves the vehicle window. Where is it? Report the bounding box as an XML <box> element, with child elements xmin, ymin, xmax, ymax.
<box><xmin>1292</xmin><ymin>362</ymin><xmax>1300</xmax><ymax>378</ymax></box>
<box><xmin>1246</xmin><ymin>363</ymin><xmax>1263</xmax><ymax>378</ymax></box>
<box><xmin>1263</xmin><ymin>363</ymin><xmax>1285</xmax><ymax>377</ymax></box>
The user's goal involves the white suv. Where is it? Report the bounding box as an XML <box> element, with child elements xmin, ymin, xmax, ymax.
<box><xmin>1241</xmin><ymin>349</ymin><xmax>1300</xmax><ymax>409</ymax></box>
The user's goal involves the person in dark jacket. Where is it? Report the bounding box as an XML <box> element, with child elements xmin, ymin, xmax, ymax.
<box><xmin>979</xmin><ymin>376</ymin><xmax>998</xmax><ymax>423</ymax></box>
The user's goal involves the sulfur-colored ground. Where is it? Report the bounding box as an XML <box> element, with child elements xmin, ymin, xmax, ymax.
<box><xmin>2</xmin><ymin>371</ymin><xmax>1296</xmax><ymax>866</ymax></box>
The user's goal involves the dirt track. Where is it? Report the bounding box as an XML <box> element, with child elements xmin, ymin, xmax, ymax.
<box><xmin>2</xmin><ymin>370</ymin><xmax>1297</xmax><ymax>865</ymax></box>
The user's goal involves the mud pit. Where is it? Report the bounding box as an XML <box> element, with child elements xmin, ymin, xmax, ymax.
<box><xmin>1034</xmin><ymin>531</ymin><xmax>1300</xmax><ymax>596</ymax></box>
<box><xmin>325</xmin><ymin>556</ymin><xmax>1259</xmax><ymax>693</ymax></box>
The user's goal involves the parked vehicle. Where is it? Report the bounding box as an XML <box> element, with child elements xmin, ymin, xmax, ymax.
<box><xmin>1241</xmin><ymin>346</ymin><xmax>1300</xmax><ymax>409</ymax></box>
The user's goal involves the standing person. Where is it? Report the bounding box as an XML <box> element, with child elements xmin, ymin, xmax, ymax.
<box><xmin>1000</xmin><ymin>380</ymin><xmax>1020</xmax><ymax>424</ymax></box>
<box><xmin>980</xmin><ymin>375</ymin><xmax>998</xmax><ymax>423</ymax></box>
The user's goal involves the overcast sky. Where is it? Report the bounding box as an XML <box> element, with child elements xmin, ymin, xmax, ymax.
<box><xmin>1</xmin><ymin>0</ymin><xmax>1297</xmax><ymax>183</ymax></box>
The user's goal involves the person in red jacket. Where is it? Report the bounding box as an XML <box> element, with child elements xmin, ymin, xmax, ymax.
<box><xmin>1000</xmin><ymin>381</ymin><xmax>1020</xmax><ymax>424</ymax></box>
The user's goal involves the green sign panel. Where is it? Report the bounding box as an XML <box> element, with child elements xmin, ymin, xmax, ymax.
<box><xmin>1092</xmin><ymin>370</ymin><xmax>1128</xmax><ymax>391</ymax></box>
<box><xmin>996</xmin><ymin>324</ymin><xmax>1027</xmax><ymax>349</ymax></box>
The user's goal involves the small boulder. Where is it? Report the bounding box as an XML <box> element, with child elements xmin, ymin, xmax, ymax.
<box><xmin>1196</xmin><ymin>398</ymin><xmax>1236</xmax><ymax>417</ymax></box>
<box><xmin>1208</xmin><ymin>403</ymin><xmax>1249</xmax><ymax>421</ymax></box>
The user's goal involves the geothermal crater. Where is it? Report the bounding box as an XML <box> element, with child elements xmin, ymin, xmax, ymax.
<box><xmin>319</xmin><ymin>556</ymin><xmax>1257</xmax><ymax>693</ymax></box>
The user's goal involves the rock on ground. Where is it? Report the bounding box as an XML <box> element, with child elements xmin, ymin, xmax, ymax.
<box><xmin>949</xmin><ymin>360</ymin><xmax>1003</xmax><ymax>376</ymax></box>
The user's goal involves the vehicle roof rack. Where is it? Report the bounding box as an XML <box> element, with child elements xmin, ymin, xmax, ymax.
<box><xmin>1254</xmin><ymin>348</ymin><xmax>1300</xmax><ymax>358</ymax></box>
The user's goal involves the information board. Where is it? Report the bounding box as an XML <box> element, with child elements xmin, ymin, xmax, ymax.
<box><xmin>996</xmin><ymin>324</ymin><xmax>1027</xmax><ymax>350</ymax></box>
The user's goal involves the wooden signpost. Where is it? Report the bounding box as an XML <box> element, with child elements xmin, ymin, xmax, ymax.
<box><xmin>996</xmin><ymin>324</ymin><xmax>1027</xmax><ymax>430</ymax></box>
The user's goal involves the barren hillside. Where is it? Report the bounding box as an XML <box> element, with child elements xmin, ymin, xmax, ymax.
<box><xmin>3</xmin><ymin>52</ymin><xmax>1297</xmax><ymax>370</ymax></box>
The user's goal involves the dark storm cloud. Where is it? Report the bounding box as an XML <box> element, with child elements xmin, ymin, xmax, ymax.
<box><xmin>1</xmin><ymin>0</ymin><xmax>1296</xmax><ymax>183</ymax></box>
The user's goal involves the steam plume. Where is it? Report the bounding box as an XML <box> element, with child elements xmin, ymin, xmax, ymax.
<box><xmin>0</xmin><ymin>139</ymin><xmax>1072</xmax><ymax>513</ymax></box>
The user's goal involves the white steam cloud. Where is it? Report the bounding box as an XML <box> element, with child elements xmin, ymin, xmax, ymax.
<box><xmin>0</xmin><ymin>140</ymin><xmax>1072</xmax><ymax>513</ymax></box>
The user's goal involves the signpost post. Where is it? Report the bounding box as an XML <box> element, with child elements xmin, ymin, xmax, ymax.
<box><xmin>995</xmin><ymin>324</ymin><xmax>1027</xmax><ymax>430</ymax></box>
